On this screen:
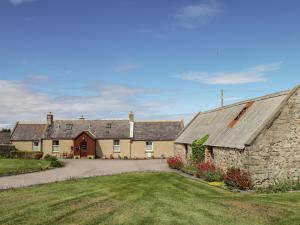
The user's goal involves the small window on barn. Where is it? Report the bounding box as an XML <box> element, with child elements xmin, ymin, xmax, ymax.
<box><xmin>106</xmin><ymin>123</ymin><xmax>111</xmax><ymax>129</ymax></box>
<box><xmin>105</xmin><ymin>130</ymin><xmax>110</xmax><ymax>136</ymax></box>
<box><xmin>228</xmin><ymin>101</ymin><xmax>254</xmax><ymax>128</ymax></box>
<box><xmin>66</xmin><ymin>123</ymin><xmax>73</xmax><ymax>130</ymax></box>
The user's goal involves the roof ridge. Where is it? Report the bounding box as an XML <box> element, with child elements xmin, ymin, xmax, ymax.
<box><xmin>199</xmin><ymin>89</ymin><xmax>290</xmax><ymax>116</ymax></box>
<box><xmin>136</xmin><ymin>120</ymin><xmax>183</xmax><ymax>123</ymax></box>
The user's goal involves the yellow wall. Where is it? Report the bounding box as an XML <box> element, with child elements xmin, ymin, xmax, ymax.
<box><xmin>131</xmin><ymin>141</ymin><xmax>174</xmax><ymax>158</ymax></box>
<box><xmin>42</xmin><ymin>139</ymin><xmax>73</xmax><ymax>156</ymax></box>
<box><xmin>96</xmin><ymin>139</ymin><xmax>131</xmax><ymax>158</ymax></box>
<box><xmin>12</xmin><ymin>141</ymin><xmax>33</xmax><ymax>151</ymax></box>
<box><xmin>12</xmin><ymin>139</ymin><xmax>175</xmax><ymax>159</ymax></box>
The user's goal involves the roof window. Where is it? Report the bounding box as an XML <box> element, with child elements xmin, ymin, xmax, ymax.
<box><xmin>66</xmin><ymin>123</ymin><xmax>73</xmax><ymax>130</ymax></box>
<box><xmin>106</xmin><ymin>123</ymin><xmax>111</xmax><ymax>129</ymax></box>
<box><xmin>228</xmin><ymin>101</ymin><xmax>254</xmax><ymax>128</ymax></box>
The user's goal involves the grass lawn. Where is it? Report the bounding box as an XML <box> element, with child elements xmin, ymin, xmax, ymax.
<box><xmin>0</xmin><ymin>158</ymin><xmax>52</xmax><ymax>176</ymax></box>
<box><xmin>0</xmin><ymin>173</ymin><xmax>299</xmax><ymax>225</ymax></box>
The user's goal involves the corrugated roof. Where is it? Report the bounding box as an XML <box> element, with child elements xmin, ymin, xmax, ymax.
<box><xmin>176</xmin><ymin>86</ymin><xmax>299</xmax><ymax>149</ymax></box>
<box><xmin>0</xmin><ymin>132</ymin><xmax>11</xmax><ymax>144</ymax></box>
<box><xmin>133</xmin><ymin>121</ymin><xmax>184</xmax><ymax>141</ymax></box>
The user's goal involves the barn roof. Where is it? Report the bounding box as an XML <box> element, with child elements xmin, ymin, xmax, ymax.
<box><xmin>175</xmin><ymin>85</ymin><xmax>300</xmax><ymax>149</ymax></box>
<box><xmin>133</xmin><ymin>121</ymin><xmax>184</xmax><ymax>141</ymax></box>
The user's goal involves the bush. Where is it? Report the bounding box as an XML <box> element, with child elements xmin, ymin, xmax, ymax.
<box><xmin>44</xmin><ymin>154</ymin><xmax>57</xmax><ymax>161</ymax></box>
<box><xmin>10</xmin><ymin>150</ymin><xmax>43</xmax><ymax>160</ymax></box>
<box><xmin>181</xmin><ymin>161</ymin><xmax>196</xmax><ymax>175</ymax></box>
<box><xmin>34</xmin><ymin>152</ymin><xmax>43</xmax><ymax>160</ymax></box>
<box><xmin>44</xmin><ymin>154</ymin><xmax>63</xmax><ymax>167</ymax></box>
<box><xmin>255</xmin><ymin>179</ymin><xmax>300</xmax><ymax>193</ymax></box>
<box><xmin>167</xmin><ymin>156</ymin><xmax>184</xmax><ymax>170</ymax></box>
<box><xmin>196</xmin><ymin>162</ymin><xmax>224</xmax><ymax>182</ymax></box>
<box><xmin>191</xmin><ymin>135</ymin><xmax>209</xmax><ymax>162</ymax></box>
<box><xmin>224</xmin><ymin>167</ymin><xmax>252</xmax><ymax>190</ymax></box>
<box><xmin>110</xmin><ymin>154</ymin><xmax>114</xmax><ymax>159</ymax></box>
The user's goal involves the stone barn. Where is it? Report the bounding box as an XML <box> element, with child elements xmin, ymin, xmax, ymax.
<box><xmin>175</xmin><ymin>85</ymin><xmax>300</xmax><ymax>186</ymax></box>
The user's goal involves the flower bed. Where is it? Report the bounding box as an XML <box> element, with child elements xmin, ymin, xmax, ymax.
<box><xmin>167</xmin><ymin>156</ymin><xmax>183</xmax><ymax>170</ymax></box>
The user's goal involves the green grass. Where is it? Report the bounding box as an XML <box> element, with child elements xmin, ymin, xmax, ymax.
<box><xmin>0</xmin><ymin>172</ymin><xmax>299</xmax><ymax>225</ymax></box>
<box><xmin>0</xmin><ymin>158</ymin><xmax>52</xmax><ymax>176</ymax></box>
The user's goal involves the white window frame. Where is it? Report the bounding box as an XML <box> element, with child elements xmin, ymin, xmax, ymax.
<box><xmin>113</xmin><ymin>140</ymin><xmax>120</xmax><ymax>153</ymax></box>
<box><xmin>52</xmin><ymin>140</ymin><xmax>60</xmax><ymax>153</ymax></box>
<box><xmin>145</xmin><ymin>141</ymin><xmax>153</xmax><ymax>152</ymax></box>
<box><xmin>32</xmin><ymin>141</ymin><xmax>40</xmax><ymax>151</ymax></box>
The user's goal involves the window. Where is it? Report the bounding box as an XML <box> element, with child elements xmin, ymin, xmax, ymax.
<box><xmin>228</xmin><ymin>101</ymin><xmax>254</xmax><ymax>128</ymax></box>
<box><xmin>145</xmin><ymin>141</ymin><xmax>153</xmax><ymax>152</ymax></box>
<box><xmin>80</xmin><ymin>141</ymin><xmax>87</xmax><ymax>151</ymax></box>
<box><xmin>32</xmin><ymin>141</ymin><xmax>40</xmax><ymax>151</ymax></box>
<box><xmin>106</xmin><ymin>123</ymin><xmax>111</xmax><ymax>129</ymax></box>
<box><xmin>113</xmin><ymin>140</ymin><xmax>120</xmax><ymax>152</ymax></box>
<box><xmin>52</xmin><ymin>140</ymin><xmax>60</xmax><ymax>152</ymax></box>
<box><xmin>66</xmin><ymin>123</ymin><xmax>73</xmax><ymax>130</ymax></box>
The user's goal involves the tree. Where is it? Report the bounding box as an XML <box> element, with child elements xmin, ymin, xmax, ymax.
<box><xmin>191</xmin><ymin>134</ymin><xmax>209</xmax><ymax>162</ymax></box>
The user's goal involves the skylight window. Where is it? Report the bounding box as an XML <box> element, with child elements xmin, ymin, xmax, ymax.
<box><xmin>66</xmin><ymin>123</ymin><xmax>73</xmax><ymax>130</ymax></box>
<box><xmin>106</xmin><ymin>123</ymin><xmax>111</xmax><ymax>129</ymax></box>
<box><xmin>228</xmin><ymin>101</ymin><xmax>254</xmax><ymax>128</ymax></box>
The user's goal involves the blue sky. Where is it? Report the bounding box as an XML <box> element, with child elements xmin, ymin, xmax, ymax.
<box><xmin>0</xmin><ymin>0</ymin><xmax>300</xmax><ymax>127</ymax></box>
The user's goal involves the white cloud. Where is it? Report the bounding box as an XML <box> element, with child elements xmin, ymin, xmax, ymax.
<box><xmin>113</xmin><ymin>63</ymin><xmax>140</xmax><ymax>74</ymax></box>
<box><xmin>8</xmin><ymin>0</ymin><xmax>39</xmax><ymax>5</ymax></box>
<box><xmin>176</xmin><ymin>62</ymin><xmax>282</xmax><ymax>85</ymax></box>
<box><xmin>0</xmin><ymin>79</ymin><xmax>179</xmax><ymax>128</ymax></box>
<box><xmin>175</xmin><ymin>0</ymin><xmax>221</xmax><ymax>28</ymax></box>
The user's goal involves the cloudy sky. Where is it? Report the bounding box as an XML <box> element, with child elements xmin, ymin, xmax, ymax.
<box><xmin>0</xmin><ymin>0</ymin><xmax>299</xmax><ymax>128</ymax></box>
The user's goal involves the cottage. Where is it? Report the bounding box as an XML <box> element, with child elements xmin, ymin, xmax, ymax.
<box><xmin>175</xmin><ymin>85</ymin><xmax>300</xmax><ymax>186</ymax></box>
<box><xmin>11</xmin><ymin>112</ymin><xmax>183</xmax><ymax>159</ymax></box>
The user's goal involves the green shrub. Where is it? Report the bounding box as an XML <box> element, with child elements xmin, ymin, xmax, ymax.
<box><xmin>203</xmin><ymin>169</ymin><xmax>224</xmax><ymax>182</ymax></box>
<box><xmin>191</xmin><ymin>135</ymin><xmax>209</xmax><ymax>162</ymax></box>
<box><xmin>44</xmin><ymin>154</ymin><xmax>58</xmax><ymax>161</ymax></box>
<box><xmin>10</xmin><ymin>150</ymin><xmax>43</xmax><ymax>160</ymax></box>
<box><xmin>181</xmin><ymin>162</ymin><xmax>196</xmax><ymax>176</ymax></box>
<box><xmin>44</xmin><ymin>154</ymin><xmax>62</xmax><ymax>167</ymax></box>
<box><xmin>255</xmin><ymin>179</ymin><xmax>300</xmax><ymax>193</ymax></box>
<box><xmin>49</xmin><ymin>159</ymin><xmax>63</xmax><ymax>168</ymax></box>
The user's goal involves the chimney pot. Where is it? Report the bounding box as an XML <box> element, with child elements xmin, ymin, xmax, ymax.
<box><xmin>129</xmin><ymin>111</ymin><xmax>134</xmax><ymax>122</ymax></box>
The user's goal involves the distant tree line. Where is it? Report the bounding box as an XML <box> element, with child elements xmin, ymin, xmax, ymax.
<box><xmin>1</xmin><ymin>128</ymin><xmax>11</xmax><ymax>133</ymax></box>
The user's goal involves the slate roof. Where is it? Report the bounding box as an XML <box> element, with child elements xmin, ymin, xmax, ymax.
<box><xmin>10</xmin><ymin>123</ymin><xmax>47</xmax><ymax>141</ymax></box>
<box><xmin>176</xmin><ymin>85</ymin><xmax>300</xmax><ymax>149</ymax></box>
<box><xmin>133</xmin><ymin>121</ymin><xmax>184</xmax><ymax>141</ymax></box>
<box><xmin>45</xmin><ymin>120</ymin><xmax>131</xmax><ymax>139</ymax></box>
<box><xmin>0</xmin><ymin>132</ymin><xmax>11</xmax><ymax>144</ymax></box>
<box><xmin>10</xmin><ymin>119</ymin><xmax>183</xmax><ymax>141</ymax></box>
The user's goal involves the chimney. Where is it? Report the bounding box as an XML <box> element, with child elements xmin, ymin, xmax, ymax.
<box><xmin>129</xmin><ymin>111</ymin><xmax>134</xmax><ymax>122</ymax></box>
<box><xmin>47</xmin><ymin>112</ymin><xmax>53</xmax><ymax>126</ymax></box>
<box><xmin>129</xmin><ymin>111</ymin><xmax>134</xmax><ymax>138</ymax></box>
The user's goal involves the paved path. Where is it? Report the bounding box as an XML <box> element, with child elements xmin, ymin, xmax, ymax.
<box><xmin>0</xmin><ymin>159</ymin><xmax>171</xmax><ymax>190</ymax></box>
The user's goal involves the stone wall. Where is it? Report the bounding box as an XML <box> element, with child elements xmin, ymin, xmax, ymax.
<box><xmin>174</xmin><ymin>143</ymin><xmax>191</xmax><ymax>162</ymax></box>
<box><xmin>208</xmin><ymin>147</ymin><xmax>248</xmax><ymax>171</ymax></box>
<box><xmin>246</xmin><ymin>87</ymin><xmax>300</xmax><ymax>186</ymax></box>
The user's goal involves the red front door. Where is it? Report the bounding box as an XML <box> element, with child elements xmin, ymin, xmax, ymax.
<box><xmin>80</xmin><ymin>140</ymin><xmax>88</xmax><ymax>157</ymax></box>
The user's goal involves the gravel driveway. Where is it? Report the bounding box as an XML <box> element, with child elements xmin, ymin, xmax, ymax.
<box><xmin>0</xmin><ymin>159</ymin><xmax>171</xmax><ymax>190</ymax></box>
